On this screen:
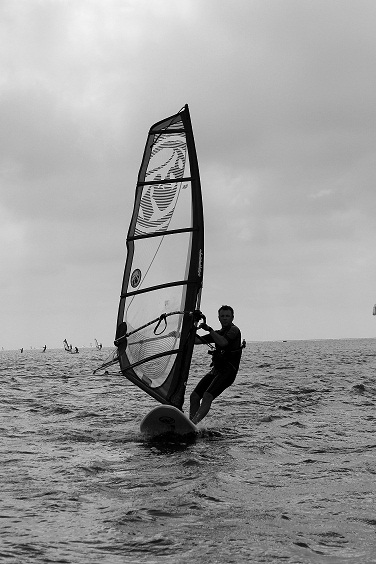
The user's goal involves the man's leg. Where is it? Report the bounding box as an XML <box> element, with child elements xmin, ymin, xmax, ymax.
<box><xmin>189</xmin><ymin>391</ymin><xmax>201</xmax><ymax>421</ymax></box>
<box><xmin>191</xmin><ymin>392</ymin><xmax>214</xmax><ymax>424</ymax></box>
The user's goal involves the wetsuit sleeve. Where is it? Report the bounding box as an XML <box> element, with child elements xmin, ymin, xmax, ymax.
<box><xmin>197</xmin><ymin>333</ymin><xmax>214</xmax><ymax>344</ymax></box>
<box><xmin>222</xmin><ymin>326</ymin><xmax>240</xmax><ymax>346</ymax></box>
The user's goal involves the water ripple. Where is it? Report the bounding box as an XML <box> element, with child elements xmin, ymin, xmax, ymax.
<box><xmin>1</xmin><ymin>340</ymin><xmax>376</xmax><ymax>563</ymax></box>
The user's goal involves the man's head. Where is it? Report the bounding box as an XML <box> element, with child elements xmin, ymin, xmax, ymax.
<box><xmin>218</xmin><ymin>305</ymin><xmax>234</xmax><ymax>327</ymax></box>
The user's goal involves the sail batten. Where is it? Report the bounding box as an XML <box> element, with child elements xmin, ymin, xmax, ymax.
<box><xmin>114</xmin><ymin>105</ymin><xmax>203</xmax><ymax>409</ymax></box>
<box><xmin>122</xmin><ymin>279</ymin><xmax>195</xmax><ymax>299</ymax></box>
<box><xmin>150</xmin><ymin>128</ymin><xmax>186</xmax><ymax>134</ymax></box>
<box><xmin>138</xmin><ymin>176</ymin><xmax>192</xmax><ymax>186</ymax></box>
<box><xmin>129</xmin><ymin>226</ymin><xmax>196</xmax><ymax>241</ymax></box>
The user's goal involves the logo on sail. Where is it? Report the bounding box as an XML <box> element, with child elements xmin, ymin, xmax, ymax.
<box><xmin>130</xmin><ymin>269</ymin><xmax>142</xmax><ymax>288</ymax></box>
<box><xmin>135</xmin><ymin>134</ymin><xmax>186</xmax><ymax>236</ymax></box>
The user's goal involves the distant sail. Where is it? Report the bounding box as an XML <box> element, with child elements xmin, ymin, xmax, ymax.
<box><xmin>373</xmin><ymin>305</ymin><xmax>376</xmax><ymax>316</ymax></box>
<box><xmin>63</xmin><ymin>339</ymin><xmax>78</xmax><ymax>353</ymax></box>
<box><xmin>110</xmin><ymin>105</ymin><xmax>204</xmax><ymax>409</ymax></box>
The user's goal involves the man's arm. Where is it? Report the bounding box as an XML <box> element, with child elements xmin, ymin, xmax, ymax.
<box><xmin>207</xmin><ymin>329</ymin><xmax>228</xmax><ymax>348</ymax></box>
<box><xmin>194</xmin><ymin>333</ymin><xmax>214</xmax><ymax>345</ymax></box>
<box><xmin>197</xmin><ymin>323</ymin><xmax>228</xmax><ymax>348</ymax></box>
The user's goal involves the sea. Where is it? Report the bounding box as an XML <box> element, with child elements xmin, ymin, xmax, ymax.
<box><xmin>1</xmin><ymin>338</ymin><xmax>376</xmax><ymax>564</ymax></box>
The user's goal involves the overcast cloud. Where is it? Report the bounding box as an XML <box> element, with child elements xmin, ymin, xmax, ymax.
<box><xmin>1</xmin><ymin>0</ymin><xmax>376</xmax><ymax>350</ymax></box>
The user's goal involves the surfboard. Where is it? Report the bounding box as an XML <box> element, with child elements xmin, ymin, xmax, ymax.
<box><xmin>140</xmin><ymin>405</ymin><xmax>198</xmax><ymax>438</ymax></box>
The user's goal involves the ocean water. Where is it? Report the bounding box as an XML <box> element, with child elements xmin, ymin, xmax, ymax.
<box><xmin>1</xmin><ymin>339</ymin><xmax>376</xmax><ymax>564</ymax></box>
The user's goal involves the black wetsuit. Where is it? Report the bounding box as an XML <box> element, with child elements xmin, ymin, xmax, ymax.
<box><xmin>193</xmin><ymin>323</ymin><xmax>242</xmax><ymax>399</ymax></box>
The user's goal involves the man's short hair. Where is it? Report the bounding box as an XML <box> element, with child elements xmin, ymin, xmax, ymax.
<box><xmin>218</xmin><ymin>305</ymin><xmax>234</xmax><ymax>317</ymax></box>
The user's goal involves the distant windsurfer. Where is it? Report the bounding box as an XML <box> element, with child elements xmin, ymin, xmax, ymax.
<box><xmin>190</xmin><ymin>305</ymin><xmax>243</xmax><ymax>424</ymax></box>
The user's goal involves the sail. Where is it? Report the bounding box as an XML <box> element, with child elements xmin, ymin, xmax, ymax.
<box><xmin>115</xmin><ymin>104</ymin><xmax>204</xmax><ymax>409</ymax></box>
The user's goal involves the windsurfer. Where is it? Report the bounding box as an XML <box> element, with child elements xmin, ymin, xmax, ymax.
<box><xmin>189</xmin><ymin>305</ymin><xmax>243</xmax><ymax>424</ymax></box>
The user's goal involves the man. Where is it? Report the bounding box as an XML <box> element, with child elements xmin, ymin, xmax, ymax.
<box><xmin>189</xmin><ymin>305</ymin><xmax>243</xmax><ymax>424</ymax></box>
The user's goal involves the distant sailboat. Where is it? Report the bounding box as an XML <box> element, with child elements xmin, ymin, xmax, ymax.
<box><xmin>373</xmin><ymin>304</ymin><xmax>376</xmax><ymax>316</ymax></box>
<box><xmin>94</xmin><ymin>339</ymin><xmax>102</xmax><ymax>350</ymax></box>
<box><xmin>63</xmin><ymin>339</ymin><xmax>79</xmax><ymax>354</ymax></box>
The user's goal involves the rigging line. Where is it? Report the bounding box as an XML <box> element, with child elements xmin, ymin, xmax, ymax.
<box><xmin>93</xmin><ymin>355</ymin><xmax>119</xmax><ymax>374</ymax></box>
<box><xmin>120</xmin><ymin>314</ymin><xmax>197</xmax><ymax>380</ymax></box>
<box><xmin>128</xmin><ymin>332</ymin><xmax>177</xmax><ymax>345</ymax></box>
<box><xmin>154</xmin><ymin>313</ymin><xmax>168</xmax><ymax>335</ymax></box>
<box><xmin>116</xmin><ymin>309</ymin><xmax>204</xmax><ymax>344</ymax></box>
<box><xmin>125</xmin><ymin>180</ymin><xmax>185</xmax><ymax>314</ymax></box>
<box><xmin>115</xmin><ymin>310</ymin><xmax>189</xmax><ymax>345</ymax></box>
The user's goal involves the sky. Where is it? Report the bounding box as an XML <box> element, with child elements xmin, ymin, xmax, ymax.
<box><xmin>1</xmin><ymin>0</ymin><xmax>376</xmax><ymax>350</ymax></box>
